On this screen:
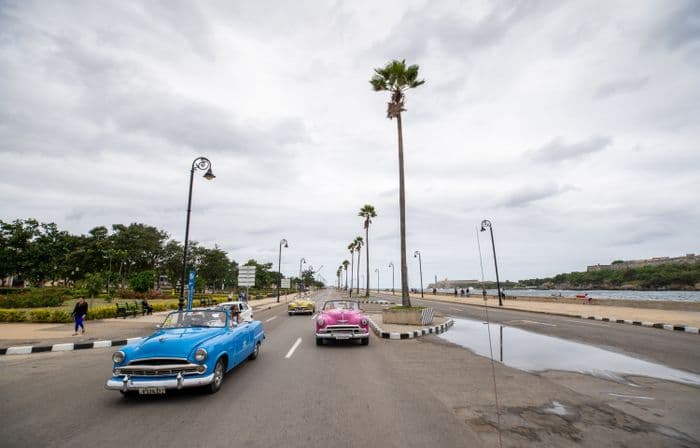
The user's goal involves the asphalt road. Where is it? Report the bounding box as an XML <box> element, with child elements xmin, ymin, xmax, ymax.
<box><xmin>408</xmin><ymin>295</ymin><xmax>700</xmax><ymax>373</ymax></box>
<box><xmin>1</xmin><ymin>289</ymin><xmax>698</xmax><ymax>447</ymax></box>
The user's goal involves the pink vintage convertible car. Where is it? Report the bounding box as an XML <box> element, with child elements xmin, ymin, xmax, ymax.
<box><xmin>315</xmin><ymin>300</ymin><xmax>370</xmax><ymax>346</ymax></box>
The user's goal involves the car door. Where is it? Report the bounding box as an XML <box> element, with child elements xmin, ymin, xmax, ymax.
<box><xmin>232</xmin><ymin>321</ymin><xmax>254</xmax><ymax>365</ymax></box>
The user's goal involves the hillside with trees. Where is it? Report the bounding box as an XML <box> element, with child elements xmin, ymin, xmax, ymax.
<box><xmin>517</xmin><ymin>263</ymin><xmax>700</xmax><ymax>290</ymax></box>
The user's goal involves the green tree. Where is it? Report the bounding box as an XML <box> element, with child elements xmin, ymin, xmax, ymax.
<box><xmin>199</xmin><ymin>246</ymin><xmax>234</xmax><ymax>290</ymax></box>
<box><xmin>358</xmin><ymin>204</ymin><xmax>377</xmax><ymax>297</ymax></box>
<box><xmin>129</xmin><ymin>271</ymin><xmax>155</xmax><ymax>293</ymax></box>
<box><xmin>82</xmin><ymin>272</ymin><xmax>104</xmax><ymax>298</ymax></box>
<box><xmin>371</xmin><ymin>59</ymin><xmax>424</xmax><ymax>307</ymax></box>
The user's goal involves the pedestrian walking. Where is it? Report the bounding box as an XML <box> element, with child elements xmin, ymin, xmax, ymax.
<box><xmin>72</xmin><ymin>297</ymin><xmax>88</xmax><ymax>335</ymax></box>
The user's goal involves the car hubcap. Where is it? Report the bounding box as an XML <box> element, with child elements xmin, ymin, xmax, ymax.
<box><xmin>214</xmin><ymin>363</ymin><xmax>223</xmax><ymax>386</ymax></box>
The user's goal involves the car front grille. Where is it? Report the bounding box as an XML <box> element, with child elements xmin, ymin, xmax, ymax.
<box><xmin>116</xmin><ymin>358</ymin><xmax>204</xmax><ymax>376</ymax></box>
<box><xmin>325</xmin><ymin>324</ymin><xmax>361</xmax><ymax>334</ymax></box>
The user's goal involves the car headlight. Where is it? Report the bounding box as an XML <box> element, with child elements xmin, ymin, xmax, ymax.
<box><xmin>316</xmin><ymin>318</ymin><xmax>324</xmax><ymax>327</ymax></box>
<box><xmin>195</xmin><ymin>347</ymin><xmax>208</xmax><ymax>362</ymax></box>
<box><xmin>361</xmin><ymin>318</ymin><xmax>368</xmax><ymax>326</ymax></box>
<box><xmin>112</xmin><ymin>351</ymin><xmax>125</xmax><ymax>364</ymax></box>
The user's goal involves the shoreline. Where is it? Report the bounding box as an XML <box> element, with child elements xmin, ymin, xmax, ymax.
<box><xmin>414</xmin><ymin>292</ymin><xmax>700</xmax><ymax>312</ymax></box>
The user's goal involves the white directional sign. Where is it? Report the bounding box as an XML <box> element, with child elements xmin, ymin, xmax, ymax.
<box><xmin>238</xmin><ymin>266</ymin><xmax>256</xmax><ymax>287</ymax></box>
<box><xmin>280</xmin><ymin>278</ymin><xmax>291</xmax><ymax>289</ymax></box>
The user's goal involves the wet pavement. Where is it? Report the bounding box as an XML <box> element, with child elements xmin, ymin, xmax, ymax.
<box><xmin>440</xmin><ymin>318</ymin><xmax>700</xmax><ymax>386</ymax></box>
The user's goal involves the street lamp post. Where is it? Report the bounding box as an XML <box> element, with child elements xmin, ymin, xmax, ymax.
<box><xmin>298</xmin><ymin>257</ymin><xmax>306</xmax><ymax>293</ymax></box>
<box><xmin>414</xmin><ymin>251</ymin><xmax>423</xmax><ymax>298</ymax></box>
<box><xmin>388</xmin><ymin>262</ymin><xmax>395</xmax><ymax>295</ymax></box>
<box><xmin>277</xmin><ymin>238</ymin><xmax>288</xmax><ymax>303</ymax></box>
<box><xmin>375</xmin><ymin>268</ymin><xmax>380</xmax><ymax>293</ymax></box>
<box><xmin>179</xmin><ymin>157</ymin><xmax>215</xmax><ymax>311</ymax></box>
<box><xmin>480</xmin><ymin>219</ymin><xmax>503</xmax><ymax>307</ymax></box>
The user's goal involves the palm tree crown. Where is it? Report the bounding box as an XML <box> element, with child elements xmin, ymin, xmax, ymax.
<box><xmin>370</xmin><ymin>59</ymin><xmax>425</xmax><ymax>118</ymax></box>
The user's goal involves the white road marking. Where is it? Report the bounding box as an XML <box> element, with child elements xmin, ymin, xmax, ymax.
<box><xmin>310</xmin><ymin>313</ymin><xmax>317</xmax><ymax>320</ymax></box>
<box><xmin>285</xmin><ymin>337</ymin><xmax>302</xmax><ymax>359</ymax></box>
<box><xmin>451</xmin><ymin>307</ymin><xmax>463</xmax><ymax>311</ymax></box>
<box><xmin>608</xmin><ymin>393</ymin><xmax>655</xmax><ymax>400</ymax></box>
<box><xmin>265</xmin><ymin>316</ymin><xmax>277</xmax><ymax>323</ymax></box>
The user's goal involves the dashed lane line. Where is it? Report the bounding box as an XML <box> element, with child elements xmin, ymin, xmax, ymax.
<box><xmin>265</xmin><ymin>316</ymin><xmax>277</xmax><ymax>323</ymax></box>
<box><xmin>285</xmin><ymin>337</ymin><xmax>302</xmax><ymax>359</ymax></box>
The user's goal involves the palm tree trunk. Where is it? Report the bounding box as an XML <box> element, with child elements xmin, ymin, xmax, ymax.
<box><xmin>349</xmin><ymin>255</ymin><xmax>354</xmax><ymax>297</ymax></box>
<box><xmin>345</xmin><ymin>268</ymin><xmax>348</xmax><ymax>290</ymax></box>
<box><xmin>365</xmin><ymin>225</ymin><xmax>370</xmax><ymax>297</ymax></box>
<box><xmin>356</xmin><ymin>249</ymin><xmax>361</xmax><ymax>295</ymax></box>
<box><xmin>397</xmin><ymin>113</ymin><xmax>411</xmax><ymax>307</ymax></box>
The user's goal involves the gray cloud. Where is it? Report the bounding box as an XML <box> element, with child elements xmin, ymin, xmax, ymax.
<box><xmin>529</xmin><ymin>136</ymin><xmax>612</xmax><ymax>163</ymax></box>
<box><xmin>373</xmin><ymin>0</ymin><xmax>545</xmax><ymax>61</ymax></box>
<box><xmin>594</xmin><ymin>76</ymin><xmax>649</xmax><ymax>99</ymax></box>
<box><xmin>497</xmin><ymin>183</ymin><xmax>575</xmax><ymax>208</ymax></box>
<box><xmin>658</xmin><ymin>1</ymin><xmax>700</xmax><ymax>51</ymax></box>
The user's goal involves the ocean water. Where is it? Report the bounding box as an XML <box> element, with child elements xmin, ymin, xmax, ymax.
<box><xmin>446</xmin><ymin>288</ymin><xmax>700</xmax><ymax>302</ymax></box>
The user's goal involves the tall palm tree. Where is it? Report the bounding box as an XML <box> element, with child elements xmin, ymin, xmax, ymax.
<box><xmin>353</xmin><ymin>236</ymin><xmax>364</xmax><ymax>296</ymax></box>
<box><xmin>337</xmin><ymin>266</ymin><xmax>342</xmax><ymax>290</ymax></box>
<box><xmin>347</xmin><ymin>241</ymin><xmax>355</xmax><ymax>297</ymax></box>
<box><xmin>370</xmin><ymin>59</ymin><xmax>425</xmax><ymax>307</ymax></box>
<box><xmin>342</xmin><ymin>259</ymin><xmax>350</xmax><ymax>290</ymax></box>
<box><xmin>358</xmin><ymin>204</ymin><xmax>377</xmax><ymax>298</ymax></box>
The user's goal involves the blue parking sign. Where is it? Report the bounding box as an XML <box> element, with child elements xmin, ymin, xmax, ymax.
<box><xmin>187</xmin><ymin>270</ymin><xmax>195</xmax><ymax>310</ymax></box>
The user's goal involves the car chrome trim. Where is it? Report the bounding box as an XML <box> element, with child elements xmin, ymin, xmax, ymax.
<box><xmin>106</xmin><ymin>372</ymin><xmax>215</xmax><ymax>391</ymax></box>
<box><xmin>114</xmin><ymin>363</ymin><xmax>205</xmax><ymax>376</ymax></box>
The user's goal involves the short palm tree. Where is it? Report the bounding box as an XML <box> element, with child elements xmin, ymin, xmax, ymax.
<box><xmin>358</xmin><ymin>204</ymin><xmax>377</xmax><ymax>298</ymax></box>
<box><xmin>342</xmin><ymin>259</ymin><xmax>350</xmax><ymax>290</ymax></box>
<box><xmin>347</xmin><ymin>242</ymin><xmax>355</xmax><ymax>297</ymax></box>
<box><xmin>353</xmin><ymin>236</ymin><xmax>364</xmax><ymax>295</ymax></box>
<box><xmin>370</xmin><ymin>59</ymin><xmax>425</xmax><ymax>307</ymax></box>
<box><xmin>337</xmin><ymin>266</ymin><xmax>343</xmax><ymax>290</ymax></box>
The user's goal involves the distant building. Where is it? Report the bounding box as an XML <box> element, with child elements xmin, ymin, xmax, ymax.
<box><xmin>587</xmin><ymin>253</ymin><xmax>700</xmax><ymax>272</ymax></box>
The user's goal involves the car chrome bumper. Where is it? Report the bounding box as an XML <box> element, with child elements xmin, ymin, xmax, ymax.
<box><xmin>315</xmin><ymin>332</ymin><xmax>369</xmax><ymax>340</ymax></box>
<box><xmin>105</xmin><ymin>373</ymin><xmax>215</xmax><ymax>392</ymax></box>
<box><xmin>288</xmin><ymin>309</ymin><xmax>313</xmax><ymax>314</ymax></box>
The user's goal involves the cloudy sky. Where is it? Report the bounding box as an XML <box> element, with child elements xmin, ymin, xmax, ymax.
<box><xmin>1</xmin><ymin>0</ymin><xmax>698</xmax><ymax>287</ymax></box>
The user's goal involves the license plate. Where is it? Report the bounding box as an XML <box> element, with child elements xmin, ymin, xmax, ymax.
<box><xmin>138</xmin><ymin>386</ymin><xmax>166</xmax><ymax>395</ymax></box>
<box><xmin>333</xmin><ymin>333</ymin><xmax>351</xmax><ymax>340</ymax></box>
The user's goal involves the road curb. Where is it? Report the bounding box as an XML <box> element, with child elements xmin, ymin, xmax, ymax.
<box><xmin>579</xmin><ymin>315</ymin><xmax>699</xmax><ymax>334</ymax></box>
<box><xmin>400</xmin><ymin>295</ymin><xmax>700</xmax><ymax>335</ymax></box>
<box><xmin>367</xmin><ymin>317</ymin><xmax>454</xmax><ymax>340</ymax></box>
<box><xmin>0</xmin><ymin>300</ymin><xmax>289</xmax><ymax>356</ymax></box>
<box><xmin>0</xmin><ymin>337</ymin><xmax>143</xmax><ymax>356</ymax></box>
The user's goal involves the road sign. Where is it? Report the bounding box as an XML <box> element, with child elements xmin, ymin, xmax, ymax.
<box><xmin>187</xmin><ymin>270</ymin><xmax>195</xmax><ymax>310</ymax></box>
<box><xmin>280</xmin><ymin>278</ymin><xmax>291</xmax><ymax>289</ymax></box>
<box><xmin>238</xmin><ymin>266</ymin><xmax>256</xmax><ymax>287</ymax></box>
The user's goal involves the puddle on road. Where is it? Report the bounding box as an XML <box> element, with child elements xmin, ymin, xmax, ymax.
<box><xmin>439</xmin><ymin>318</ymin><xmax>700</xmax><ymax>386</ymax></box>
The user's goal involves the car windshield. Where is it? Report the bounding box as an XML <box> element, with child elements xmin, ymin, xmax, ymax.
<box><xmin>322</xmin><ymin>301</ymin><xmax>359</xmax><ymax>311</ymax></box>
<box><xmin>161</xmin><ymin>310</ymin><xmax>227</xmax><ymax>328</ymax></box>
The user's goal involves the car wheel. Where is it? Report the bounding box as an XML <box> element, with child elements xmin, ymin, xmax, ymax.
<box><xmin>249</xmin><ymin>341</ymin><xmax>261</xmax><ymax>360</ymax></box>
<box><xmin>361</xmin><ymin>337</ymin><xmax>369</xmax><ymax>346</ymax></box>
<box><xmin>208</xmin><ymin>358</ymin><xmax>225</xmax><ymax>394</ymax></box>
<box><xmin>288</xmin><ymin>311</ymin><xmax>292</xmax><ymax>316</ymax></box>
<box><xmin>315</xmin><ymin>336</ymin><xmax>323</xmax><ymax>346</ymax></box>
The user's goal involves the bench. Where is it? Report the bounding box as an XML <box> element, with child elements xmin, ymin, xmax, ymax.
<box><xmin>115</xmin><ymin>302</ymin><xmax>137</xmax><ymax>319</ymax></box>
<box><xmin>197</xmin><ymin>297</ymin><xmax>218</xmax><ymax>307</ymax></box>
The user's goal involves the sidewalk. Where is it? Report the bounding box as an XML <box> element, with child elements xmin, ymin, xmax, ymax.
<box><xmin>373</xmin><ymin>292</ymin><xmax>700</xmax><ymax>330</ymax></box>
<box><xmin>0</xmin><ymin>293</ymin><xmax>294</xmax><ymax>351</ymax></box>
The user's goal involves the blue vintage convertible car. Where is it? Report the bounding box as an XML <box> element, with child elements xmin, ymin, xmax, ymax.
<box><xmin>105</xmin><ymin>309</ymin><xmax>265</xmax><ymax>395</ymax></box>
